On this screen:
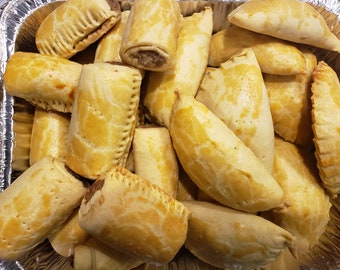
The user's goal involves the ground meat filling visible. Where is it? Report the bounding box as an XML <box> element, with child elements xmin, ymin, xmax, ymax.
<box><xmin>132</xmin><ymin>50</ymin><xmax>166</xmax><ymax>68</ymax></box>
<box><xmin>84</xmin><ymin>180</ymin><xmax>105</xmax><ymax>204</ymax></box>
<box><xmin>107</xmin><ymin>0</ymin><xmax>120</xmax><ymax>11</ymax></box>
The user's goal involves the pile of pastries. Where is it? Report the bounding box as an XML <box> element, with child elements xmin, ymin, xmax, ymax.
<box><xmin>1</xmin><ymin>0</ymin><xmax>339</xmax><ymax>269</ymax></box>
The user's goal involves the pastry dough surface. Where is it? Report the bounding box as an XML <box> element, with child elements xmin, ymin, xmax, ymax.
<box><xmin>196</xmin><ymin>48</ymin><xmax>274</xmax><ymax>172</ymax></box>
<box><xmin>78</xmin><ymin>166</ymin><xmax>190</xmax><ymax>264</ymax></box>
<box><xmin>66</xmin><ymin>63</ymin><xmax>142</xmax><ymax>179</ymax></box>
<box><xmin>311</xmin><ymin>61</ymin><xmax>340</xmax><ymax>197</ymax></box>
<box><xmin>0</xmin><ymin>157</ymin><xmax>87</xmax><ymax>260</ymax></box>
<box><xmin>227</xmin><ymin>0</ymin><xmax>340</xmax><ymax>52</ymax></box>
<box><xmin>272</xmin><ymin>137</ymin><xmax>331</xmax><ymax>259</ymax></box>
<box><xmin>169</xmin><ymin>94</ymin><xmax>283</xmax><ymax>212</ymax></box>
<box><xmin>183</xmin><ymin>200</ymin><xmax>294</xmax><ymax>269</ymax></box>
<box><xmin>4</xmin><ymin>52</ymin><xmax>82</xmax><ymax>113</ymax></box>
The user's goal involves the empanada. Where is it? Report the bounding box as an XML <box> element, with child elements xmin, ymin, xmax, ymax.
<box><xmin>36</xmin><ymin>0</ymin><xmax>121</xmax><ymax>59</ymax></box>
<box><xmin>4</xmin><ymin>52</ymin><xmax>82</xmax><ymax>113</ymax></box>
<box><xmin>94</xmin><ymin>10</ymin><xmax>130</xmax><ymax>63</ymax></box>
<box><xmin>30</xmin><ymin>107</ymin><xmax>70</xmax><ymax>165</ymax></box>
<box><xmin>196</xmin><ymin>48</ymin><xmax>274</xmax><ymax>172</ymax></box>
<box><xmin>66</xmin><ymin>63</ymin><xmax>142</xmax><ymax>180</ymax></box>
<box><xmin>78</xmin><ymin>166</ymin><xmax>190</xmax><ymax>264</ymax></box>
<box><xmin>169</xmin><ymin>94</ymin><xmax>284</xmax><ymax>212</ymax></box>
<box><xmin>227</xmin><ymin>0</ymin><xmax>340</xmax><ymax>52</ymax></box>
<box><xmin>208</xmin><ymin>25</ymin><xmax>306</xmax><ymax>75</ymax></box>
<box><xmin>119</xmin><ymin>0</ymin><xmax>182</xmax><ymax>71</ymax></box>
<box><xmin>143</xmin><ymin>7</ymin><xmax>213</xmax><ymax>127</ymax></box>
<box><xmin>73</xmin><ymin>238</ymin><xmax>144</xmax><ymax>270</ymax></box>
<box><xmin>271</xmin><ymin>137</ymin><xmax>331</xmax><ymax>259</ymax></box>
<box><xmin>133</xmin><ymin>125</ymin><xmax>179</xmax><ymax>198</ymax></box>
<box><xmin>311</xmin><ymin>61</ymin><xmax>340</xmax><ymax>197</ymax></box>
<box><xmin>183</xmin><ymin>200</ymin><xmax>295</xmax><ymax>269</ymax></box>
<box><xmin>0</xmin><ymin>157</ymin><xmax>87</xmax><ymax>260</ymax></box>
<box><xmin>264</xmin><ymin>50</ymin><xmax>316</xmax><ymax>147</ymax></box>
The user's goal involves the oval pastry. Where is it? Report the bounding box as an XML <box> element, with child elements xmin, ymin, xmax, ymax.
<box><xmin>169</xmin><ymin>94</ymin><xmax>284</xmax><ymax>212</ymax></box>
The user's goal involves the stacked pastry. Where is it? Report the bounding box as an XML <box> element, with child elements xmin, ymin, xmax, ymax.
<box><xmin>1</xmin><ymin>0</ymin><xmax>339</xmax><ymax>268</ymax></box>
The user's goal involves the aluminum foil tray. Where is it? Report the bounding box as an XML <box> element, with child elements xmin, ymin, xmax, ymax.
<box><xmin>0</xmin><ymin>0</ymin><xmax>340</xmax><ymax>269</ymax></box>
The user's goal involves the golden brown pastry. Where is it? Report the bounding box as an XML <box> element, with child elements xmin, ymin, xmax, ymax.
<box><xmin>3</xmin><ymin>52</ymin><xmax>82</xmax><ymax>113</ymax></box>
<box><xmin>169</xmin><ymin>94</ymin><xmax>284</xmax><ymax>212</ymax></box>
<box><xmin>12</xmin><ymin>99</ymin><xmax>35</xmax><ymax>172</ymax></box>
<box><xmin>48</xmin><ymin>208</ymin><xmax>90</xmax><ymax>257</ymax></box>
<box><xmin>30</xmin><ymin>107</ymin><xmax>70</xmax><ymax>165</ymax></box>
<box><xmin>0</xmin><ymin>157</ymin><xmax>87</xmax><ymax>260</ymax></box>
<box><xmin>183</xmin><ymin>200</ymin><xmax>295</xmax><ymax>269</ymax></box>
<box><xmin>143</xmin><ymin>7</ymin><xmax>213</xmax><ymax>127</ymax></box>
<box><xmin>119</xmin><ymin>0</ymin><xmax>182</xmax><ymax>71</ymax></box>
<box><xmin>94</xmin><ymin>10</ymin><xmax>130</xmax><ymax>63</ymax></box>
<box><xmin>73</xmin><ymin>238</ymin><xmax>144</xmax><ymax>270</ymax></box>
<box><xmin>78</xmin><ymin>166</ymin><xmax>190</xmax><ymax>264</ymax></box>
<box><xmin>227</xmin><ymin>0</ymin><xmax>340</xmax><ymax>52</ymax></box>
<box><xmin>132</xmin><ymin>125</ymin><xmax>178</xmax><ymax>197</ymax></box>
<box><xmin>196</xmin><ymin>48</ymin><xmax>274</xmax><ymax>172</ymax></box>
<box><xmin>311</xmin><ymin>61</ymin><xmax>340</xmax><ymax>197</ymax></box>
<box><xmin>66</xmin><ymin>62</ymin><xmax>142</xmax><ymax>180</ymax></box>
<box><xmin>264</xmin><ymin>50</ymin><xmax>317</xmax><ymax>147</ymax></box>
<box><xmin>36</xmin><ymin>0</ymin><xmax>121</xmax><ymax>59</ymax></box>
<box><xmin>271</xmin><ymin>137</ymin><xmax>331</xmax><ymax>259</ymax></box>
<box><xmin>208</xmin><ymin>25</ymin><xmax>306</xmax><ymax>75</ymax></box>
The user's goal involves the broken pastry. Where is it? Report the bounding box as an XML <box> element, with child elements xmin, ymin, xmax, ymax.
<box><xmin>183</xmin><ymin>200</ymin><xmax>295</xmax><ymax>269</ymax></box>
<box><xmin>264</xmin><ymin>49</ymin><xmax>316</xmax><ymax>147</ymax></box>
<box><xmin>30</xmin><ymin>107</ymin><xmax>70</xmax><ymax>165</ymax></box>
<box><xmin>227</xmin><ymin>0</ymin><xmax>340</xmax><ymax>52</ymax></box>
<box><xmin>36</xmin><ymin>0</ymin><xmax>121</xmax><ymax>59</ymax></box>
<box><xmin>4</xmin><ymin>52</ymin><xmax>82</xmax><ymax>113</ymax></box>
<box><xmin>119</xmin><ymin>0</ymin><xmax>182</xmax><ymax>71</ymax></box>
<box><xmin>311</xmin><ymin>61</ymin><xmax>340</xmax><ymax>197</ymax></box>
<box><xmin>143</xmin><ymin>7</ymin><xmax>213</xmax><ymax>127</ymax></box>
<box><xmin>196</xmin><ymin>48</ymin><xmax>274</xmax><ymax>172</ymax></box>
<box><xmin>73</xmin><ymin>237</ymin><xmax>144</xmax><ymax>270</ymax></box>
<box><xmin>48</xmin><ymin>208</ymin><xmax>90</xmax><ymax>257</ymax></box>
<box><xmin>208</xmin><ymin>25</ymin><xmax>306</xmax><ymax>75</ymax></box>
<box><xmin>94</xmin><ymin>10</ymin><xmax>130</xmax><ymax>63</ymax></box>
<box><xmin>271</xmin><ymin>137</ymin><xmax>331</xmax><ymax>259</ymax></box>
<box><xmin>133</xmin><ymin>125</ymin><xmax>179</xmax><ymax>198</ymax></box>
<box><xmin>66</xmin><ymin>62</ymin><xmax>142</xmax><ymax>180</ymax></box>
<box><xmin>169</xmin><ymin>94</ymin><xmax>284</xmax><ymax>212</ymax></box>
<box><xmin>0</xmin><ymin>157</ymin><xmax>87</xmax><ymax>260</ymax></box>
<box><xmin>78</xmin><ymin>166</ymin><xmax>190</xmax><ymax>264</ymax></box>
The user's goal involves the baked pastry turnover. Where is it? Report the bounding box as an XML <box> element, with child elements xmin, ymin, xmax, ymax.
<box><xmin>196</xmin><ymin>48</ymin><xmax>274</xmax><ymax>172</ymax></box>
<box><xmin>0</xmin><ymin>157</ymin><xmax>87</xmax><ymax>260</ymax></box>
<box><xmin>169</xmin><ymin>94</ymin><xmax>284</xmax><ymax>212</ymax></box>
<box><xmin>94</xmin><ymin>10</ymin><xmax>130</xmax><ymax>63</ymax></box>
<box><xmin>311</xmin><ymin>61</ymin><xmax>340</xmax><ymax>197</ymax></box>
<box><xmin>143</xmin><ymin>7</ymin><xmax>213</xmax><ymax>127</ymax></box>
<box><xmin>183</xmin><ymin>200</ymin><xmax>295</xmax><ymax>269</ymax></box>
<box><xmin>4</xmin><ymin>52</ymin><xmax>82</xmax><ymax>113</ymax></box>
<box><xmin>227</xmin><ymin>0</ymin><xmax>340</xmax><ymax>52</ymax></box>
<box><xmin>78</xmin><ymin>166</ymin><xmax>190</xmax><ymax>264</ymax></box>
<box><xmin>30</xmin><ymin>107</ymin><xmax>70</xmax><ymax>165</ymax></box>
<box><xmin>133</xmin><ymin>125</ymin><xmax>179</xmax><ymax>198</ymax></box>
<box><xmin>208</xmin><ymin>25</ymin><xmax>306</xmax><ymax>75</ymax></box>
<box><xmin>272</xmin><ymin>137</ymin><xmax>331</xmax><ymax>259</ymax></box>
<box><xmin>36</xmin><ymin>0</ymin><xmax>121</xmax><ymax>59</ymax></box>
<box><xmin>264</xmin><ymin>50</ymin><xmax>316</xmax><ymax>147</ymax></box>
<box><xmin>66</xmin><ymin>62</ymin><xmax>142</xmax><ymax>180</ymax></box>
<box><xmin>119</xmin><ymin>0</ymin><xmax>182</xmax><ymax>71</ymax></box>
